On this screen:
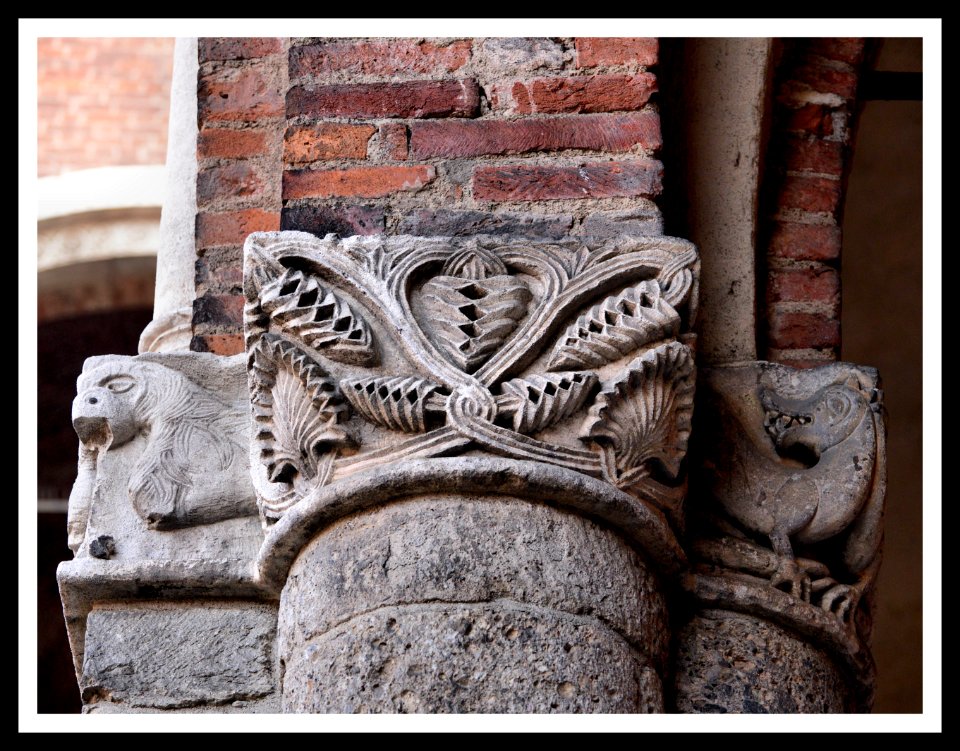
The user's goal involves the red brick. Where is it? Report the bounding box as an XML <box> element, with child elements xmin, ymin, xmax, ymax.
<box><xmin>575</xmin><ymin>38</ymin><xmax>658</xmax><ymax>68</ymax></box>
<box><xmin>768</xmin><ymin>311</ymin><xmax>840</xmax><ymax>350</ymax></box>
<box><xmin>198</xmin><ymin>128</ymin><xmax>269</xmax><ymax>159</ymax></box>
<box><xmin>191</xmin><ymin>333</ymin><xmax>245</xmax><ymax>356</ymax></box>
<box><xmin>196</xmin><ymin>209</ymin><xmax>280</xmax><ymax>248</ymax></box>
<box><xmin>290</xmin><ymin>39</ymin><xmax>471</xmax><ymax>78</ymax></box>
<box><xmin>768</xmin><ymin>222</ymin><xmax>841</xmax><ymax>262</ymax></box>
<box><xmin>409</xmin><ymin>112</ymin><xmax>660</xmax><ymax>159</ymax></box>
<box><xmin>767</xmin><ymin>267</ymin><xmax>840</xmax><ymax>305</ymax></box>
<box><xmin>281</xmin><ymin>204</ymin><xmax>385</xmax><ymax>236</ymax></box>
<box><xmin>473</xmin><ymin>160</ymin><xmax>663</xmax><ymax>202</ymax></box>
<box><xmin>198</xmin><ymin>66</ymin><xmax>284</xmax><ymax>124</ymax></box>
<box><xmin>785</xmin><ymin>104</ymin><xmax>834</xmax><ymax>137</ymax></box>
<box><xmin>283</xmin><ymin>165</ymin><xmax>435</xmax><ymax>200</ymax></box>
<box><xmin>284</xmin><ymin>123</ymin><xmax>375</xmax><ymax>163</ymax></box>
<box><xmin>287</xmin><ymin>80</ymin><xmax>480</xmax><ymax>119</ymax></box>
<box><xmin>199</xmin><ymin>38</ymin><xmax>282</xmax><ymax>63</ymax></box>
<box><xmin>807</xmin><ymin>38</ymin><xmax>865</xmax><ymax>67</ymax></box>
<box><xmin>507</xmin><ymin>73</ymin><xmax>657</xmax><ymax>114</ymax></box>
<box><xmin>380</xmin><ymin>123</ymin><xmax>409</xmax><ymax>160</ymax></box>
<box><xmin>784</xmin><ymin>138</ymin><xmax>843</xmax><ymax>174</ymax></box>
<box><xmin>778</xmin><ymin>175</ymin><xmax>842</xmax><ymax>214</ymax></box>
<box><xmin>197</xmin><ymin>162</ymin><xmax>266</xmax><ymax>207</ymax></box>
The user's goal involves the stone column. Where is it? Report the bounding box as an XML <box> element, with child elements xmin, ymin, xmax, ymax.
<box><xmin>139</xmin><ymin>37</ymin><xmax>198</xmax><ymax>354</ymax></box>
<box><xmin>243</xmin><ymin>231</ymin><xmax>700</xmax><ymax>712</ymax></box>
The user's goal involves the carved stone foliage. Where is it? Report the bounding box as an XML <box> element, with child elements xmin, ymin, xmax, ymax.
<box><xmin>243</xmin><ymin>232</ymin><xmax>699</xmax><ymax>524</ymax></box>
<box><xmin>687</xmin><ymin>362</ymin><xmax>886</xmax><ymax>652</ymax></box>
<box><xmin>70</xmin><ymin>357</ymin><xmax>258</xmax><ymax>544</ymax></box>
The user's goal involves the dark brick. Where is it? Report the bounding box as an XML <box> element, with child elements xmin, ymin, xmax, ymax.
<box><xmin>767</xmin><ymin>267</ymin><xmax>840</xmax><ymax>306</ymax></box>
<box><xmin>785</xmin><ymin>104</ymin><xmax>834</xmax><ymax>137</ymax></box>
<box><xmin>580</xmin><ymin>207</ymin><xmax>663</xmax><ymax>238</ymax></box>
<box><xmin>781</xmin><ymin>64</ymin><xmax>859</xmax><ymax>100</ymax></box>
<box><xmin>575</xmin><ymin>38</ymin><xmax>658</xmax><ymax>68</ymax></box>
<box><xmin>192</xmin><ymin>293</ymin><xmax>244</xmax><ymax>328</ymax></box>
<box><xmin>473</xmin><ymin>160</ymin><xmax>663</xmax><ymax>202</ymax></box>
<box><xmin>281</xmin><ymin>204</ymin><xmax>384</xmax><ymax>237</ymax></box>
<box><xmin>409</xmin><ymin>112</ymin><xmax>660</xmax><ymax>159</ymax></box>
<box><xmin>195</xmin><ymin>246</ymin><xmax>243</xmax><ymax>296</ymax></box>
<box><xmin>785</xmin><ymin>138</ymin><xmax>844</xmax><ymax>174</ymax></box>
<box><xmin>290</xmin><ymin>39</ymin><xmax>471</xmax><ymax>79</ymax></box>
<box><xmin>807</xmin><ymin>38</ymin><xmax>865</xmax><ymax>67</ymax></box>
<box><xmin>199</xmin><ymin>38</ymin><xmax>282</xmax><ymax>63</ymax></box>
<box><xmin>768</xmin><ymin>222</ymin><xmax>842</xmax><ymax>262</ymax></box>
<box><xmin>284</xmin><ymin>165</ymin><xmax>435</xmax><ymax>200</ymax></box>
<box><xmin>507</xmin><ymin>73</ymin><xmax>657</xmax><ymax>114</ymax></box>
<box><xmin>397</xmin><ymin>209</ymin><xmax>573</xmax><ymax>239</ymax></box>
<box><xmin>287</xmin><ymin>79</ymin><xmax>480</xmax><ymax>119</ymax></box>
<box><xmin>768</xmin><ymin>311</ymin><xmax>840</xmax><ymax>350</ymax></box>
<box><xmin>778</xmin><ymin>175</ymin><xmax>842</xmax><ymax>214</ymax></box>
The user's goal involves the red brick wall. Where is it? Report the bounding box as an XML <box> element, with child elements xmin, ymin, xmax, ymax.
<box><xmin>38</xmin><ymin>38</ymin><xmax>174</xmax><ymax>177</ymax></box>
<box><xmin>760</xmin><ymin>38</ymin><xmax>867</xmax><ymax>367</ymax></box>
<box><xmin>190</xmin><ymin>37</ymin><xmax>663</xmax><ymax>355</ymax></box>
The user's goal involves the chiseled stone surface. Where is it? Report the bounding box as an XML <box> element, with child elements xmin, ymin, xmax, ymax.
<box><xmin>279</xmin><ymin>497</ymin><xmax>669</xmax><ymax>659</ymax></box>
<box><xmin>282</xmin><ymin>602</ymin><xmax>663</xmax><ymax>714</ymax></box>
<box><xmin>80</xmin><ymin>603</ymin><xmax>277</xmax><ymax>710</ymax></box>
<box><xmin>672</xmin><ymin>610</ymin><xmax>849</xmax><ymax>713</ymax></box>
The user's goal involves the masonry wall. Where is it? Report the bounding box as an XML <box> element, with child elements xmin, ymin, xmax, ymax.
<box><xmin>191</xmin><ymin>37</ymin><xmax>663</xmax><ymax>355</ymax></box>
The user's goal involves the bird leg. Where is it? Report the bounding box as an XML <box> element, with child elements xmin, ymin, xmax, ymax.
<box><xmin>769</xmin><ymin>531</ymin><xmax>812</xmax><ymax>602</ymax></box>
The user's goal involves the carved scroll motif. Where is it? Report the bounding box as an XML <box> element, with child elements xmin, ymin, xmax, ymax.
<box><xmin>243</xmin><ymin>233</ymin><xmax>700</xmax><ymax>524</ymax></box>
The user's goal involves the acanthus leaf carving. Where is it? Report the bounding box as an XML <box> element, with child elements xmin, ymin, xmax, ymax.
<box><xmin>581</xmin><ymin>341</ymin><xmax>695</xmax><ymax>487</ymax></box>
<box><xmin>341</xmin><ymin>375</ymin><xmax>446</xmax><ymax>434</ymax></box>
<box><xmin>261</xmin><ymin>267</ymin><xmax>377</xmax><ymax>366</ymax></box>
<box><xmin>547</xmin><ymin>280</ymin><xmax>681</xmax><ymax>371</ymax></box>
<box><xmin>500</xmin><ymin>371</ymin><xmax>598</xmax><ymax>434</ymax></box>
<box><xmin>250</xmin><ymin>335</ymin><xmax>351</xmax><ymax>512</ymax></box>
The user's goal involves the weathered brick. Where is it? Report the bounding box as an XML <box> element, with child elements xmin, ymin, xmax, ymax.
<box><xmin>778</xmin><ymin>175</ymin><xmax>842</xmax><ymax>214</ymax></box>
<box><xmin>284</xmin><ymin>123</ymin><xmax>375</xmax><ymax>163</ymax></box>
<box><xmin>785</xmin><ymin>104</ymin><xmax>834</xmax><ymax>137</ymax></box>
<box><xmin>478</xmin><ymin>38</ymin><xmax>565</xmax><ymax>73</ymax></box>
<box><xmin>507</xmin><ymin>73</ymin><xmax>657</xmax><ymax>114</ymax></box>
<box><xmin>287</xmin><ymin>80</ymin><xmax>480</xmax><ymax>119</ymax></box>
<box><xmin>379</xmin><ymin>123</ymin><xmax>409</xmax><ymax>160</ymax></box>
<box><xmin>290</xmin><ymin>39</ymin><xmax>471</xmax><ymax>79</ymax></box>
<box><xmin>473</xmin><ymin>160</ymin><xmax>663</xmax><ymax>202</ymax></box>
<box><xmin>198</xmin><ymin>66</ymin><xmax>283</xmax><ymax>124</ymax></box>
<box><xmin>197</xmin><ymin>162</ymin><xmax>266</xmax><ymax>207</ymax></box>
<box><xmin>195</xmin><ymin>246</ymin><xmax>243</xmax><ymax>296</ymax></box>
<box><xmin>281</xmin><ymin>204</ymin><xmax>384</xmax><ymax>236</ymax></box>
<box><xmin>785</xmin><ymin>138</ymin><xmax>843</xmax><ymax>174</ymax></box>
<box><xmin>782</xmin><ymin>64</ymin><xmax>859</xmax><ymax>100</ymax></box>
<box><xmin>284</xmin><ymin>165</ymin><xmax>435</xmax><ymax>200</ymax></box>
<box><xmin>192</xmin><ymin>294</ymin><xmax>244</xmax><ymax>328</ymax></box>
<box><xmin>767</xmin><ymin>267</ymin><xmax>840</xmax><ymax>305</ymax></box>
<box><xmin>409</xmin><ymin>112</ymin><xmax>660</xmax><ymax>160</ymax></box>
<box><xmin>199</xmin><ymin>38</ymin><xmax>282</xmax><ymax>63</ymax></box>
<box><xmin>579</xmin><ymin>206</ymin><xmax>663</xmax><ymax>238</ymax></box>
<box><xmin>807</xmin><ymin>38</ymin><xmax>865</xmax><ymax>67</ymax></box>
<box><xmin>768</xmin><ymin>222</ymin><xmax>841</xmax><ymax>262</ymax></box>
<box><xmin>196</xmin><ymin>209</ymin><xmax>280</xmax><ymax>248</ymax></box>
<box><xmin>575</xmin><ymin>38</ymin><xmax>658</xmax><ymax>68</ymax></box>
<box><xmin>768</xmin><ymin>311</ymin><xmax>840</xmax><ymax>350</ymax></box>
<box><xmin>397</xmin><ymin>209</ymin><xmax>573</xmax><ymax>239</ymax></box>
<box><xmin>768</xmin><ymin>353</ymin><xmax>837</xmax><ymax>369</ymax></box>
<box><xmin>198</xmin><ymin>128</ymin><xmax>269</xmax><ymax>160</ymax></box>
<box><xmin>191</xmin><ymin>333</ymin><xmax>245</xmax><ymax>356</ymax></box>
